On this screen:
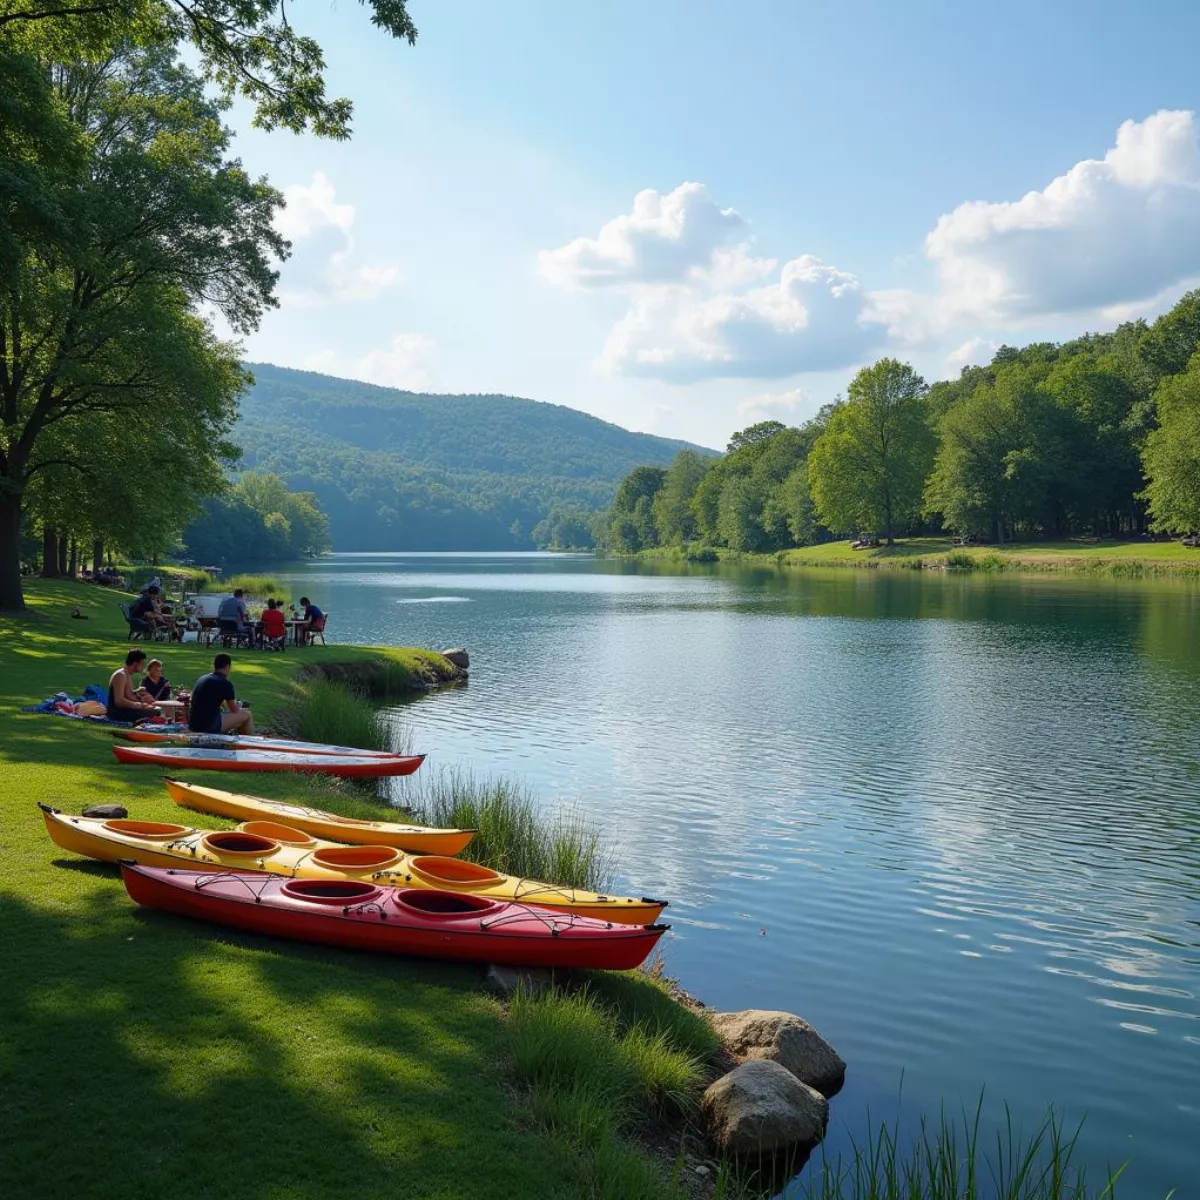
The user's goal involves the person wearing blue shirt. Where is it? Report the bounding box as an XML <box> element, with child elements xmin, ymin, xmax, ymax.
<box><xmin>188</xmin><ymin>654</ymin><xmax>254</xmax><ymax>735</ymax></box>
<box><xmin>297</xmin><ymin>596</ymin><xmax>324</xmax><ymax>646</ymax></box>
<box><xmin>216</xmin><ymin>588</ymin><xmax>252</xmax><ymax>638</ymax></box>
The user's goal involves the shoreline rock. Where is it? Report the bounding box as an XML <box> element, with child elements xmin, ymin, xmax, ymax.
<box><xmin>702</xmin><ymin>1059</ymin><xmax>828</xmax><ymax>1157</ymax></box>
<box><xmin>709</xmin><ymin>1009</ymin><xmax>846</xmax><ymax>1097</ymax></box>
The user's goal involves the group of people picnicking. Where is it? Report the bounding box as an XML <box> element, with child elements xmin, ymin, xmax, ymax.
<box><xmin>215</xmin><ymin>589</ymin><xmax>325</xmax><ymax>648</ymax></box>
<box><xmin>108</xmin><ymin>649</ymin><xmax>255</xmax><ymax>735</ymax></box>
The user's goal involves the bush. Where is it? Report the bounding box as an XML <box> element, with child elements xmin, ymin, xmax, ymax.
<box><xmin>123</xmin><ymin>565</ymin><xmax>213</xmax><ymax>593</ymax></box>
<box><xmin>685</xmin><ymin>546</ymin><xmax>719</xmax><ymax>563</ymax></box>
<box><xmin>414</xmin><ymin>769</ymin><xmax>615</xmax><ymax>891</ymax></box>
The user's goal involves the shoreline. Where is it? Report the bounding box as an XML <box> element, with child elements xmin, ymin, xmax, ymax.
<box><xmin>628</xmin><ymin>537</ymin><xmax>1200</xmax><ymax>580</ymax></box>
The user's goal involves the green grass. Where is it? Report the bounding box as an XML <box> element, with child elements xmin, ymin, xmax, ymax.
<box><xmin>282</xmin><ymin>677</ymin><xmax>390</xmax><ymax>753</ymax></box>
<box><xmin>217</xmin><ymin>572</ymin><xmax>289</xmax><ymax>601</ymax></box>
<box><xmin>638</xmin><ymin>537</ymin><xmax>1200</xmax><ymax>579</ymax></box>
<box><xmin>121</xmin><ymin>564</ymin><xmax>216</xmax><ymax>594</ymax></box>
<box><xmin>507</xmin><ymin>984</ymin><xmax>709</xmax><ymax>1198</ymax></box>
<box><xmin>0</xmin><ymin>580</ymin><xmax>684</xmax><ymax>1199</ymax></box>
<box><xmin>790</xmin><ymin>1100</ymin><xmax>1163</xmax><ymax>1200</ymax></box>
<box><xmin>414</xmin><ymin>768</ymin><xmax>617</xmax><ymax>892</ymax></box>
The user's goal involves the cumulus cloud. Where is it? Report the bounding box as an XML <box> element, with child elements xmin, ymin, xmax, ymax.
<box><xmin>942</xmin><ymin>337</ymin><xmax>999</xmax><ymax>377</ymax></box>
<box><xmin>538</xmin><ymin>182</ymin><xmax>745</xmax><ymax>288</ymax></box>
<box><xmin>304</xmin><ymin>333</ymin><xmax>436</xmax><ymax>391</ymax></box>
<box><xmin>735</xmin><ymin>387</ymin><xmax>808</xmax><ymax>422</ymax></box>
<box><xmin>925</xmin><ymin>110</ymin><xmax>1200</xmax><ymax>319</ymax></box>
<box><xmin>276</xmin><ymin>172</ymin><xmax>399</xmax><ymax>307</ymax></box>
<box><xmin>599</xmin><ymin>255</ymin><xmax>888</xmax><ymax>381</ymax></box>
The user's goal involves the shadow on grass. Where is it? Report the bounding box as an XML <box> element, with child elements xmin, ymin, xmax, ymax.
<box><xmin>0</xmin><ymin>882</ymin><xmax>578</xmax><ymax>1199</ymax></box>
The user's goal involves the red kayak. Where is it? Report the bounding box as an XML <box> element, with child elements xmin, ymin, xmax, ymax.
<box><xmin>112</xmin><ymin>744</ymin><xmax>425</xmax><ymax>778</ymax></box>
<box><xmin>120</xmin><ymin>864</ymin><xmax>669</xmax><ymax>970</ymax></box>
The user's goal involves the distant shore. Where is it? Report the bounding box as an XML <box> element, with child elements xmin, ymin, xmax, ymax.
<box><xmin>631</xmin><ymin>537</ymin><xmax>1200</xmax><ymax>580</ymax></box>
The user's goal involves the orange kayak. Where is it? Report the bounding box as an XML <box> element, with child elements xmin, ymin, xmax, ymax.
<box><xmin>112</xmin><ymin>744</ymin><xmax>425</xmax><ymax>778</ymax></box>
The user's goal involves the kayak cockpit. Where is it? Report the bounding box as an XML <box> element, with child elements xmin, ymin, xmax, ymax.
<box><xmin>239</xmin><ymin>821</ymin><xmax>317</xmax><ymax>847</ymax></box>
<box><xmin>202</xmin><ymin>830</ymin><xmax>279</xmax><ymax>857</ymax></box>
<box><xmin>103</xmin><ymin>819</ymin><xmax>191</xmax><ymax>840</ymax></box>
<box><xmin>407</xmin><ymin>856</ymin><xmax>502</xmax><ymax>888</ymax></box>
<box><xmin>282</xmin><ymin>880</ymin><xmax>383</xmax><ymax>905</ymax></box>
<box><xmin>392</xmin><ymin>889</ymin><xmax>502</xmax><ymax>917</ymax></box>
<box><xmin>310</xmin><ymin>845</ymin><xmax>403</xmax><ymax>871</ymax></box>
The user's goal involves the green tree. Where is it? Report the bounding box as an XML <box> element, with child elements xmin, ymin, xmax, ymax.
<box><xmin>0</xmin><ymin>46</ymin><xmax>281</xmax><ymax>608</ymax></box>
<box><xmin>652</xmin><ymin>450</ymin><xmax>710</xmax><ymax>544</ymax></box>
<box><xmin>606</xmin><ymin>465</ymin><xmax>665</xmax><ymax>552</ymax></box>
<box><xmin>808</xmin><ymin>359</ymin><xmax>934</xmax><ymax>543</ymax></box>
<box><xmin>0</xmin><ymin>0</ymin><xmax>418</xmax><ymax>139</ymax></box>
<box><xmin>1141</xmin><ymin>355</ymin><xmax>1200</xmax><ymax>532</ymax></box>
<box><xmin>716</xmin><ymin>475</ymin><xmax>763</xmax><ymax>551</ymax></box>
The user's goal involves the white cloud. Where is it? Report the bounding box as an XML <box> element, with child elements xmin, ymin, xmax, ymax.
<box><xmin>942</xmin><ymin>337</ymin><xmax>999</xmax><ymax>377</ymax></box>
<box><xmin>598</xmin><ymin>255</ymin><xmax>887</xmax><ymax>382</ymax></box>
<box><xmin>275</xmin><ymin>172</ymin><xmax>399</xmax><ymax>307</ymax></box>
<box><xmin>735</xmin><ymin>387</ymin><xmax>808</xmax><ymax>422</ymax></box>
<box><xmin>303</xmin><ymin>333</ymin><xmax>437</xmax><ymax>391</ymax></box>
<box><xmin>925</xmin><ymin>110</ymin><xmax>1200</xmax><ymax>320</ymax></box>
<box><xmin>538</xmin><ymin>182</ymin><xmax>745</xmax><ymax>288</ymax></box>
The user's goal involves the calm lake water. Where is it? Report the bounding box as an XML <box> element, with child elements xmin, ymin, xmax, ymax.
<box><xmin>274</xmin><ymin>552</ymin><xmax>1200</xmax><ymax>1194</ymax></box>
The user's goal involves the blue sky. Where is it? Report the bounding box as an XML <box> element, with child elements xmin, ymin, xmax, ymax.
<box><xmin>233</xmin><ymin>0</ymin><xmax>1200</xmax><ymax>448</ymax></box>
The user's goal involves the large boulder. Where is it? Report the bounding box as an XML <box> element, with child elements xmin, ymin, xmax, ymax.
<box><xmin>702</xmin><ymin>1060</ymin><xmax>828</xmax><ymax>1156</ymax></box>
<box><xmin>441</xmin><ymin>648</ymin><xmax>470</xmax><ymax>670</ymax></box>
<box><xmin>710</xmin><ymin>1010</ymin><xmax>845</xmax><ymax>1097</ymax></box>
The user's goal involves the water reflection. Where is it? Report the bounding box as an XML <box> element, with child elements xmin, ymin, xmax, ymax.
<box><xmin>273</xmin><ymin>553</ymin><xmax>1200</xmax><ymax>1195</ymax></box>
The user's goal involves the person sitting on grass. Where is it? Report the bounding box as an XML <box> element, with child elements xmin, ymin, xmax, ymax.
<box><xmin>188</xmin><ymin>653</ymin><xmax>254</xmax><ymax>735</ymax></box>
<box><xmin>137</xmin><ymin>658</ymin><xmax>171</xmax><ymax>702</ymax></box>
<box><xmin>296</xmin><ymin>596</ymin><xmax>324</xmax><ymax>646</ymax></box>
<box><xmin>108</xmin><ymin>649</ymin><xmax>160</xmax><ymax>723</ymax></box>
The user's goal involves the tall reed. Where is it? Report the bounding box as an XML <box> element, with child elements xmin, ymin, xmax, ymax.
<box><xmin>413</xmin><ymin>768</ymin><xmax>616</xmax><ymax>891</ymax></box>
<box><xmin>285</xmin><ymin>679</ymin><xmax>389</xmax><ymax>753</ymax></box>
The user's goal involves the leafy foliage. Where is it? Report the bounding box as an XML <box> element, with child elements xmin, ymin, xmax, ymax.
<box><xmin>182</xmin><ymin>471</ymin><xmax>330</xmax><ymax>564</ymax></box>
<box><xmin>232</xmin><ymin>364</ymin><xmax>711</xmax><ymax>551</ymax></box>
<box><xmin>0</xmin><ymin>0</ymin><xmax>418</xmax><ymax>140</ymax></box>
<box><xmin>604</xmin><ymin>290</ymin><xmax>1200</xmax><ymax>554</ymax></box>
<box><xmin>0</xmin><ymin>45</ymin><xmax>283</xmax><ymax>607</ymax></box>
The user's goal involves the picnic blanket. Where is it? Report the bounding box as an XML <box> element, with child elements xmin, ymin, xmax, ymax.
<box><xmin>19</xmin><ymin>684</ymin><xmax>186</xmax><ymax>730</ymax></box>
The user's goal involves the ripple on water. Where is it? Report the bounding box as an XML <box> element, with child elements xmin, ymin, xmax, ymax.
<box><xmin>274</xmin><ymin>554</ymin><xmax>1200</xmax><ymax>1196</ymax></box>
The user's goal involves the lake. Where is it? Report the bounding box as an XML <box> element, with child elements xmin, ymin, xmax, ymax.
<box><xmin>273</xmin><ymin>552</ymin><xmax>1200</xmax><ymax>1194</ymax></box>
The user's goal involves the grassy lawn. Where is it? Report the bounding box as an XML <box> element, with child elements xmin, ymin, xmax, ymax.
<box><xmin>770</xmin><ymin>537</ymin><xmax>1200</xmax><ymax>575</ymax></box>
<box><xmin>0</xmin><ymin>581</ymin><xmax>595</xmax><ymax>1199</ymax></box>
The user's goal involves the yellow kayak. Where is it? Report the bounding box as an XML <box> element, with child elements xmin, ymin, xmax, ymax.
<box><xmin>39</xmin><ymin>806</ymin><xmax>668</xmax><ymax>925</ymax></box>
<box><xmin>164</xmin><ymin>778</ymin><xmax>475</xmax><ymax>857</ymax></box>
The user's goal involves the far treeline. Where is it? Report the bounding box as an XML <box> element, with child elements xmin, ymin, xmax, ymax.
<box><xmin>603</xmin><ymin>290</ymin><xmax>1200</xmax><ymax>554</ymax></box>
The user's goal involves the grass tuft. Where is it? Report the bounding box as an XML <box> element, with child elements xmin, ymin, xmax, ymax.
<box><xmin>217</xmin><ymin>572</ymin><xmax>289</xmax><ymax>601</ymax></box>
<box><xmin>280</xmin><ymin>677</ymin><xmax>390</xmax><ymax>753</ymax></box>
<box><xmin>415</xmin><ymin>768</ymin><xmax>616</xmax><ymax>891</ymax></box>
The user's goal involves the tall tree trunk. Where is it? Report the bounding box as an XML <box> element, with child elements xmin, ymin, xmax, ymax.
<box><xmin>57</xmin><ymin>534</ymin><xmax>68</xmax><ymax>576</ymax></box>
<box><xmin>41</xmin><ymin>527</ymin><xmax>59</xmax><ymax>578</ymax></box>
<box><xmin>68</xmin><ymin>538</ymin><xmax>78</xmax><ymax>579</ymax></box>
<box><xmin>0</xmin><ymin>492</ymin><xmax>26</xmax><ymax>611</ymax></box>
<box><xmin>93</xmin><ymin>539</ymin><xmax>104</xmax><ymax>572</ymax></box>
<box><xmin>885</xmin><ymin>502</ymin><xmax>894</xmax><ymax>546</ymax></box>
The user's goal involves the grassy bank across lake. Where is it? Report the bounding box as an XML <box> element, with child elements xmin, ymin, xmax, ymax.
<box><xmin>639</xmin><ymin>537</ymin><xmax>1200</xmax><ymax>579</ymax></box>
<box><xmin>0</xmin><ymin>581</ymin><xmax>702</xmax><ymax>1199</ymax></box>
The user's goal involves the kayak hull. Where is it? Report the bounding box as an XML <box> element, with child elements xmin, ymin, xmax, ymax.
<box><xmin>40</xmin><ymin>807</ymin><xmax>667</xmax><ymax>924</ymax></box>
<box><xmin>117</xmin><ymin>730</ymin><xmax>402</xmax><ymax>759</ymax></box>
<box><xmin>121</xmin><ymin>864</ymin><xmax>667</xmax><ymax>971</ymax></box>
<box><xmin>112</xmin><ymin>744</ymin><xmax>425</xmax><ymax>778</ymax></box>
<box><xmin>164</xmin><ymin>778</ymin><xmax>474</xmax><ymax>856</ymax></box>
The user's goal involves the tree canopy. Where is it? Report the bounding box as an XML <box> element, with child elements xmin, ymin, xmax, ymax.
<box><xmin>600</xmin><ymin>290</ymin><xmax>1200</xmax><ymax>557</ymax></box>
<box><xmin>0</xmin><ymin>44</ymin><xmax>283</xmax><ymax>606</ymax></box>
<box><xmin>0</xmin><ymin>0</ymin><xmax>418</xmax><ymax>139</ymax></box>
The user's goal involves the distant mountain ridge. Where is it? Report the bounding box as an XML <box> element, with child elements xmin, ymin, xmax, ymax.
<box><xmin>234</xmin><ymin>363</ymin><xmax>715</xmax><ymax>550</ymax></box>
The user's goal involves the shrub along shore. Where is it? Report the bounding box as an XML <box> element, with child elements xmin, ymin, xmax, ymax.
<box><xmin>635</xmin><ymin>536</ymin><xmax>1200</xmax><ymax>579</ymax></box>
<box><xmin>0</xmin><ymin>582</ymin><xmax>1159</xmax><ymax>1198</ymax></box>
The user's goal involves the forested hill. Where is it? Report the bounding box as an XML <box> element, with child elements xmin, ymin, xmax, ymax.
<box><xmin>234</xmin><ymin>364</ymin><xmax>713</xmax><ymax>550</ymax></box>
